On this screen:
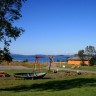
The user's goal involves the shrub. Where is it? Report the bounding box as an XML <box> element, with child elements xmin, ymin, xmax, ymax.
<box><xmin>89</xmin><ymin>57</ymin><xmax>96</xmax><ymax>66</ymax></box>
<box><xmin>23</xmin><ymin>59</ymin><xmax>29</xmax><ymax>62</ymax></box>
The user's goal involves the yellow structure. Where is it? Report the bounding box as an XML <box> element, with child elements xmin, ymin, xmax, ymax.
<box><xmin>67</xmin><ymin>55</ymin><xmax>89</xmax><ymax>65</ymax></box>
<box><xmin>68</xmin><ymin>60</ymin><xmax>89</xmax><ymax>65</ymax></box>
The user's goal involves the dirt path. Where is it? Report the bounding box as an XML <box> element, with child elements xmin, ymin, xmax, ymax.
<box><xmin>0</xmin><ymin>65</ymin><xmax>32</xmax><ymax>70</ymax></box>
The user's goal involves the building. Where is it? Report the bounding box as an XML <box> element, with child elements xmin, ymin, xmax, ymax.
<box><xmin>67</xmin><ymin>55</ymin><xmax>91</xmax><ymax>65</ymax></box>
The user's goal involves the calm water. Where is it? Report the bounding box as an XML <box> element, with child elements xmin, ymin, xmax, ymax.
<box><xmin>11</xmin><ymin>54</ymin><xmax>70</xmax><ymax>62</ymax></box>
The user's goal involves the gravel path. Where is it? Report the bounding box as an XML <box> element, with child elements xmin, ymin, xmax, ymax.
<box><xmin>0</xmin><ymin>65</ymin><xmax>32</xmax><ymax>70</ymax></box>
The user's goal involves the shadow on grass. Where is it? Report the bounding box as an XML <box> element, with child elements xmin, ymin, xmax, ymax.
<box><xmin>0</xmin><ymin>78</ymin><xmax>96</xmax><ymax>92</ymax></box>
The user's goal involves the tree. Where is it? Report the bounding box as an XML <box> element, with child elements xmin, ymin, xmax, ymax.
<box><xmin>0</xmin><ymin>0</ymin><xmax>27</xmax><ymax>63</ymax></box>
<box><xmin>85</xmin><ymin>46</ymin><xmax>96</xmax><ymax>56</ymax></box>
<box><xmin>85</xmin><ymin>45</ymin><xmax>96</xmax><ymax>66</ymax></box>
<box><xmin>89</xmin><ymin>57</ymin><xmax>96</xmax><ymax>66</ymax></box>
<box><xmin>78</xmin><ymin>50</ymin><xmax>85</xmax><ymax>65</ymax></box>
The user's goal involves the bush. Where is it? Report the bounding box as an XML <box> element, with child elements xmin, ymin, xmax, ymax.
<box><xmin>89</xmin><ymin>57</ymin><xmax>96</xmax><ymax>66</ymax></box>
<box><xmin>57</xmin><ymin>59</ymin><xmax>64</xmax><ymax>62</ymax></box>
<box><xmin>23</xmin><ymin>59</ymin><xmax>29</xmax><ymax>62</ymax></box>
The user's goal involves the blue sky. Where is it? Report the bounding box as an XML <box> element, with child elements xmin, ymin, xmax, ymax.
<box><xmin>10</xmin><ymin>0</ymin><xmax>96</xmax><ymax>55</ymax></box>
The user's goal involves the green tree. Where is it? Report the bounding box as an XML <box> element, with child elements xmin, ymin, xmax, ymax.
<box><xmin>78</xmin><ymin>50</ymin><xmax>85</xmax><ymax>66</ymax></box>
<box><xmin>85</xmin><ymin>45</ymin><xmax>96</xmax><ymax>65</ymax></box>
<box><xmin>0</xmin><ymin>0</ymin><xmax>27</xmax><ymax>63</ymax></box>
<box><xmin>85</xmin><ymin>46</ymin><xmax>96</xmax><ymax>56</ymax></box>
<box><xmin>89</xmin><ymin>57</ymin><xmax>96</xmax><ymax>66</ymax></box>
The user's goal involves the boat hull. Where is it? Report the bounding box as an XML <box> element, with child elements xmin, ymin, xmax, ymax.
<box><xmin>14</xmin><ymin>72</ymin><xmax>46</xmax><ymax>79</ymax></box>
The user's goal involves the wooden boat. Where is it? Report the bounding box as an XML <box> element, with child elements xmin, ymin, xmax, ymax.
<box><xmin>14</xmin><ymin>72</ymin><xmax>46</xmax><ymax>79</ymax></box>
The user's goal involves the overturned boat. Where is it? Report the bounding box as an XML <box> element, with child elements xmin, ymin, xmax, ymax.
<box><xmin>14</xmin><ymin>72</ymin><xmax>46</xmax><ymax>79</ymax></box>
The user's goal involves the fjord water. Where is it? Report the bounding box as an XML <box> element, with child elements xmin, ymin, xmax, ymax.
<box><xmin>11</xmin><ymin>54</ymin><xmax>70</xmax><ymax>62</ymax></box>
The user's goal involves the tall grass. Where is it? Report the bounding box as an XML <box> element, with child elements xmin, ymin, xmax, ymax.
<box><xmin>2</xmin><ymin>61</ymin><xmax>48</xmax><ymax>68</ymax></box>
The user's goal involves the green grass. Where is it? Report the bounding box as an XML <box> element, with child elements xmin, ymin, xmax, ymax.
<box><xmin>0</xmin><ymin>70</ymin><xmax>96</xmax><ymax>96</ymax></box>
<box><xmin>4</xmin><ymin>69</ymin><xmax>34</xmax><ymax>75</ymax></box>
<box><xmin>3</xmin><ymin>69</ymin><xmax>49</xmax><ymax>75</ymax></box>
<box><xmin>78</xmin><ymin>66</ymin><xmax>96</xmax><ymax>71</ymax></box>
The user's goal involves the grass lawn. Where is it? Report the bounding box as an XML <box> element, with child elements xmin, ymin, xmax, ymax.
<box><xmin>78</xmin><ymin>66</ymin><xmax>96</xmax><ymax>71</ymax></box>
<box><xmin>0</xmin><ymin>70</ymin><xmax>96</xmax><ymax>96</ymax></box>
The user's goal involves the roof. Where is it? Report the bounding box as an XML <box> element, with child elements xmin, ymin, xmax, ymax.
<box><xmin>68</xmin><ymin>55</ymin><xmax>92</xmax><ymax>61</ymax></box>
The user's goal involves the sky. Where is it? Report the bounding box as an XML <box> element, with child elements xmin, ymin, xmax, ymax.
<box><xmin>10</xmin><ymin>0</ymin><xmax>96</xmax><ymax>55</ymax></box>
